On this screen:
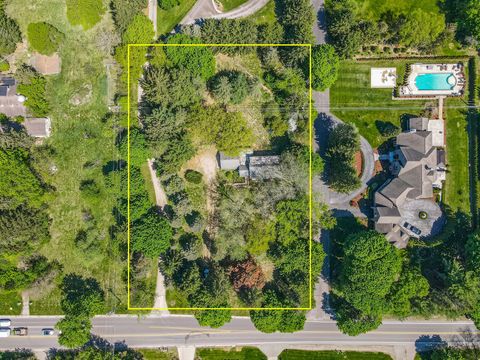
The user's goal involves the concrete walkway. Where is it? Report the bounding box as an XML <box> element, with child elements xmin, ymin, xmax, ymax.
<box><xmin>180</xmin><ymin>0</ymin><xmax>269</xmax><ymax>25</ymax></box>
<box><xmin>21</xmin><ymin>291</ymin><xmax>29</xmax><ymax>316</ymax></box>
<box><xmin>148</xmin><ymin>0</ymin><xmax>158</xmax><ymax>37</ymax></box>
<box><xmin>177</xmin><ymin>346</ymin><xmax>196</xmax><ymax>360</ymax></box>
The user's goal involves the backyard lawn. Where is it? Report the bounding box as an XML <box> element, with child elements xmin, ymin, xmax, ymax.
<box><xmin>352</xmin><ymin>0</ymin><xmax>441</xmax><ymax>19</ymax></box>
<box><xmin>157</xmin><ymin>0</ymin><xmax>197</xmax><ymax>36</ymax></box>
<box><xmin>279</xmin><ymin>349</ymin><xmax>392</xmax><ymax>360</ymax></box>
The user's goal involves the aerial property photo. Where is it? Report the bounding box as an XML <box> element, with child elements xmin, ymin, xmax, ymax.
<box><xmin>1</xmin><ymin>0</ymin><xmax>480</xmax><ymax>359</ymax></box>
<box><xmin>127</xmin><ymin>44</ymin><xmax>319</xmax><ymax>314</ymax></box>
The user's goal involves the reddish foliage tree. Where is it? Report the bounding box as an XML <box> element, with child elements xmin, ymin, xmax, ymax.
<box><xmin>228</xmin><ymin>258</ymin><xmax>266</xmax><ymax>291</ymax></box>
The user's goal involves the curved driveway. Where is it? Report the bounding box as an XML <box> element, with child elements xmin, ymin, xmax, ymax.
<box><xmin>311</xmin><ymin>0</ymin><xmax>375</xmax><ymax>209</ymax></box>
<box><xmin>180</xmin><ymin>0</ymin><xmax>269</xmax><ymax>25</ymax></box>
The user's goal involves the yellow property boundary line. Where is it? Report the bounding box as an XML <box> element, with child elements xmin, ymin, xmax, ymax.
<box><xmin>127</xmin><ymin>43</ymin><xmax>313</xmax><ymax>311</ymax></box>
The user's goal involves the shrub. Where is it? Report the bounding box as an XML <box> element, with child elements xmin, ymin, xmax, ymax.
<box><xmin>0</xmin><ymin>59</ymin><xmax>9</xmax><ymax>72</ymax></box>
<box><xmin>79</xmin><ymin>179</ymin><xmax>100</xmax><ymax>197</ymax></box>
<box><xmin>66</xmin><ymin>0</ymin><xmax>105</xmax><ymax>30</ymax></box>
<box><xmin>184</xmin><ymin>169</ymin><xmax>203</xmax><ymax>184</ymax></box>
<box><xmin>159</xmin><ymin>0</ymin><xmax>180</xmax><ymax>10</ymax></box>
<box><xmin>27</xmin><ymin>22</ymin><xmax>64</xmax><ymax>55</ymax></box>
<box><xmin>17</xmin><ymin>71</ymin><xmax>50</xmax><ymax>117</ymax></box>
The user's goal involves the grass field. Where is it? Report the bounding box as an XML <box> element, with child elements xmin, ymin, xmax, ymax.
<box><xmin>246</xmin><ymin>0</ymin><xmax>276</xmax><ymax>25</ymax></box>
<box><xmin>352</xmin><ymin>0</ymin><xmax>440</xmax><ymax>19</ymax></box>
<box><xmin>138</xmin><ymin>348</ymin><xmax>178</xmax><ymax>360</ymax></box>
<box><xmin>0</xmin><ymin>292</ymin><xmax>22</xmax><ymax>315</ymax></box>
<box><xmin>219</xmin><ymin>0</ymin><xmax>249</xmax><ymax>11</ymax></box>
<box><xmin>6</xmin><ymin>0</ymin><xmax>127</xmax><ymax>314</ymax></box>
<box><xmin>279</xmin><ymin>350</ymin><xmax>392</xmax><ymax>360</ymax></box>
<box><xmin>197</xmin><ymin>347</ymin><xmax>267</xmax><ymax>360</ymax></box>
<box><xmin>157</xmin><ymin>0</ymin><xmax>197</xmax><ymax>36</ymax></box>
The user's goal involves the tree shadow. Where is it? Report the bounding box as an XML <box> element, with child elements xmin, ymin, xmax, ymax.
<box><xmin>415</xmin><ymin>334</ymin><xmax>448</xmax><ymax>354</ymax></box>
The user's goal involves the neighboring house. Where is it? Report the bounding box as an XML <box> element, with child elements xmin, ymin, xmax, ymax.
<box><xmin>218</xmin><ymin>151</ymin><xmax>280</xmax><ymax>180</ymax></box>
<box><xmin>23</xmin><ymin>117</ymin><xmax>51</xmax><ymax>138</ymax></box>
<box><xmin>0</xmin><ymin>76</ymin><xmax>27</xmax><ymax>117</ymax></box>
<box><xmin>373</xmin><ymin>117</ymin><xmax>446</xmax><ymax>248</ymax></box>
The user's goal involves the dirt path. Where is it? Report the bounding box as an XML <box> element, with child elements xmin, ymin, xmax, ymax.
<box><xmin>147</xmin><ymin>159</ymin><xmax>168</xmax><ymax>208</ymax></box>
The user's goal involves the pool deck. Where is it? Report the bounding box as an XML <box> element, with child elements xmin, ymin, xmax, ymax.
<box><xmin>399</xmin><ymin>63</ymin><xmax>465</xmax><ymax>97</ymax></box>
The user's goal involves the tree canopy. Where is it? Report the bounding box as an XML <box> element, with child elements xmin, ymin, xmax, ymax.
<box><xmin>312</xmin><ymin>44</ymin><xmax>339</xmax><ymax>91</ymax></box>
<box><xmin>27</xmin><ymin>22</ymin><xmax>64</xmax><ymax>55</ymax></box>
<box><xmin>132</xmin><ymin>210</ymin><xmax>173</xmax><ymax>258</ymax></box>
<box><xmin>0</xmin><ymin>4</ymin><xmax>21</xmax><ymax>56</ymax></box>
<box><xmin>166</xmin><ymin>34</ymin><xmax>216</xmax><ymax>80</ymax></box>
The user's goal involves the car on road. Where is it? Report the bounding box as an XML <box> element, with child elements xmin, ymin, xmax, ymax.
<box><xmin>0</xmin><ymin>328</ymin><xmax>11</xmax><ymax>337</ymax></box>
<box><xmin>41</xmin><ymin>328</ymin><xmax>55</xmax><ymax>336</ymax></box>
<box><xmin>13</xmin><ymin>327</ymin><xmax>28</xmax><ymax>336</ymax></box>
<box><xmin>403</xmin><ymin>222</ymin><xmax>422</xmax><ymax>236</ymax></box>
<box><xmin>0</xmin><ymin>319</ymin><xmax>11</xmax><ymax>327</ymax></box>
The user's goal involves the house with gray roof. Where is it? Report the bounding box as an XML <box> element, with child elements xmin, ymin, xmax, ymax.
<box><xmin>218</xmin><ymin>151</ymin><xmax>280</xmax><ymax>180</ymax></box>
<box><xmin>373</xmin><ymin>118</ymin><xmax>446</xmax><ymax>248</ymax></box>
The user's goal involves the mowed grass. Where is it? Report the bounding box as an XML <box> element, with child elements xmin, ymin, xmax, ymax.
<box><xmin>138</xmin><ymin>349</ymin><xmax>178</xmax><ymax>360</ymax></box>
<box><xmin>0</xmin><ymin>292</ymin><xmax>22</xmax><ymax>315</ymax></box>
<box><xmin>331</xmin><ymin>60</ymin><xmax>426</xmax><ymax>147</ymax></box>
<box><xmin>157</xmin><ymin>0</ymin><xmax>197</xmax><ymax>36</ymax></box>
<box><xmin>197</xmin><ymin>347</ymin><xmax>267</xmax><ymax>360</ymax></box>
<box><xmin>352</xmin><ymin>0</ymin><xmax>441</xmax><ymax>19</ymax></box>
<box><xmin>246</xmin><ymin>0</ymin><xmax>276</xmax><ymax>25</ymax></box>
<box><xmin>279</xmin><ymin>349</ymin><xmax>393</xmax><ymax>360</ymax></box>
<box><xmin>444</xmin><ymin>98</ymin><xmax>470</xmax><ymax>214</ymax></box>
<box><xmin>219</xmin><ymin>0</ymin><xmax>248</xmax><ymax>11</ymax></box>
<box><xmin>6</xmin><ymin>0</ymin><xmax>127</xmax><ymax>313</ymax></box>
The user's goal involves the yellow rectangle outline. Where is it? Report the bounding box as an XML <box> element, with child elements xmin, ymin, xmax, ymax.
<box><xmin>127</xmin><ymin>43</ymin><xmax>313</xmax><ymax>311</ymax></box>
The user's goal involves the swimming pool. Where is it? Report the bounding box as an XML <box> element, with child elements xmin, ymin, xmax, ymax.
<box><xmin>415</xmin><ymin>73</ymin><xmax>456</xmax><ymax>91</ymax></box>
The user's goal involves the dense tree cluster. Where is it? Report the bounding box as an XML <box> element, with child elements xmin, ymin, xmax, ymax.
<box><xmin>0</xmin><ymin>0</ymin><xmax>21</xmax><ymax>56</ymax></box>
<box><xmin>16</xmin><ymin>65</ymin><xmax>51</xmax><ymax>117</ymax></box>
<box><xmin>326</xmin><ymin>123</ymin><xmax>361</xmax><ymax>193</ymax></box>
<box><xmin>0</xmin><ymin>120</ymin><xmax>55</xmax><ymax>302</ymax></box>
<box><xmin>110</xmin><ymin>0</ymin><xmax>146</xmax><ymax>35</ymax></box>
<box><xmin>325</xmin><ymin>0</ymin><xmax>447</xmax><ymax>58</ymax></box>
<box><xmin>57</xmin><ymin>275</ymin><xmax>105</xmax><ymax>348</ymax></box>
<box><xmin>444</xmin><ymin>0</ymin><xmax>480</xmax><ymax>45</ymax></box>
<box><xmin>27</xmin><ymin>22</ymin><xmax>64</xmax><ymax>55</ymax></box>
<box><xmin>332</xmin><ymin>230</ymin><xmax>428</xmax><ymax>335</ymax></box>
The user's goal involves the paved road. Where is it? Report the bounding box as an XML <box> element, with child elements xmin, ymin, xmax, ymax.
<box><xmin>180</xmin><ymin>0</ymin><xmax>269</xmax><ymax>25</ymax></box>
<box><xmin>1</xmin><ymin>316</ymin><xmax>478</xmax><ymax>351</ymax></box>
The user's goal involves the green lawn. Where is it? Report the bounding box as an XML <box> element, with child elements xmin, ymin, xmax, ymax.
<box><xmin>245</xmin><ymin>0</ymin><xmax>276</xmax><ymax>25</ymax></box>
<box><xmin>6</xmin><ymin>0</ymin><xmax>127</xmax><ymax>314</ymax></box>
<box><xmin>279</xmin><ymin>350</ymin><xmax>392</xmax><ymax>360</ymax></box>
<box><xmin>352</xmin><ymin>0</ymin><xmax>440</xmax><ymax>19</ymax></box>
<box><xmin>138</xmin><ymin>348</ymin><xmax>178</xmax><ymax>360</ymax></box>
<box><xmin>219</xmin><ymin>0</ymin><xmax>248</xmax><ymax>11</ymax></box>
<box><xmin>443</xmin><ymin>98</ymin><xmax>470</xmax><ymax>215</ymax></box>
<box><xmin>197</xmin><ymin>347</ymin><xmax>267</xmax><ymax>360</ymax></box>
<box><xmin>0</xmin><ymin>291</ymin><xmax>22</xmax><ymax>315</ymax></box>
<box><xmin>157</xmin><ymin>0</ymin><xmax>197</xmax><ymax>36</ymax></box>
<box><xmin>331</xmin><ymin>60</ymin><xmax>429</xmax><ymax>147</ymax></box>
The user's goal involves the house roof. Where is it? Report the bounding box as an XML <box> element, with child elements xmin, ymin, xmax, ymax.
<box><xmin>0</xmin><ymin>86</ymin><xmax>7</xmax><ymax>97</ymax></box>
<box><xmin>409</xmin><ymin>117</ymin><xmax>429</xmax><ymax>131</ymax></box>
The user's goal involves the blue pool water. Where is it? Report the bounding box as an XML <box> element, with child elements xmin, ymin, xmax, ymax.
<box><xmin>415</xmin><ymin>73</ymin><xmax>456</xmax><ymax>91</ymax></box>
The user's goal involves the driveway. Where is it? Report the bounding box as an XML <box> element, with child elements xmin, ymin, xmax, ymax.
<box><xmin>180</xmin><ymin>0</ymin><xmax>269</xmax><ymax>25</ymax></box>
